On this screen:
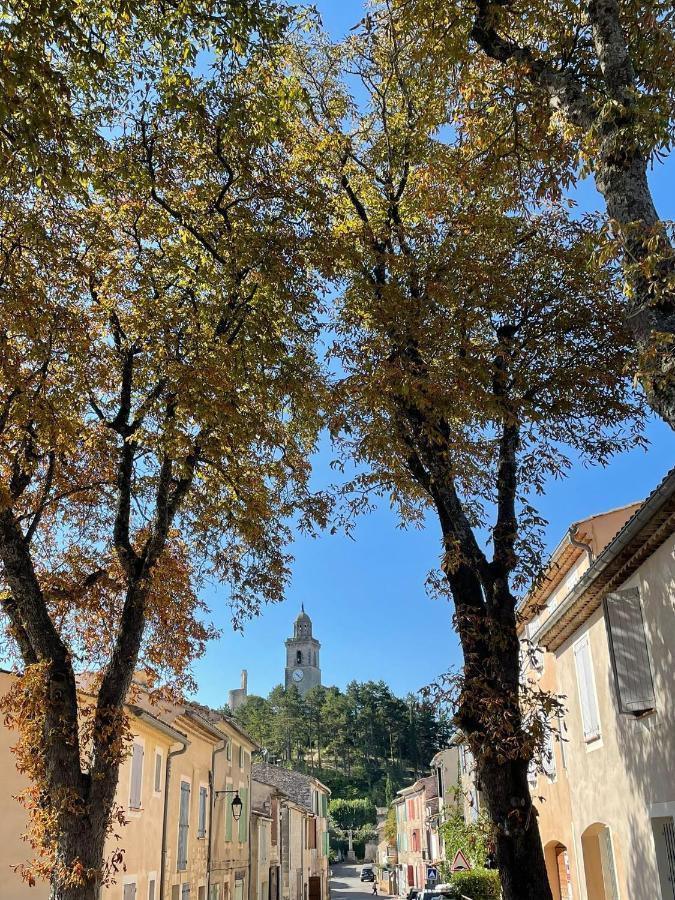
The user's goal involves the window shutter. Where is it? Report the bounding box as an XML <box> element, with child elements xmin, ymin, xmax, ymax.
<box><xmin>542</xmin><ymin>725</ymin><xmax>556</xmax><ymax>779</ymax></box>
<box><xmin>271</xmin><ymin>798</ymin><xmax>278</xmax><ymax>846</ymax></box>
<box><xmin>238</xmin><ymin>787</ymin><xmax>248</xmax><ymax>842</ymax></box>
<box><xmin>149</xmin><ymin>880</ymin><xmax>156</xmax><ymax>900</ymax></box>
<box><xmin>225</xmin><ymin>782</ymin><xmax>233</xmax><ymax>842</ymax></box>
<box><xmin>574</xmin><ymin>635</ymin><xmax>601</xmax><ymax>741</ymax></box>
<box><xmin>181</xmin><ymin>885</ymin><xmax>191</xmax><ymax>900</ymax></box>
<box><xmin>198</xmin><ymin>786</ymin><xmax>208</xmax><ymax>838</ymax></box>
<box><xmin>154</xmin><ymin>753</ymin><xmax>162</xmax><ymax>793</ymax></box>
<box><xmin>605</xmin><ymin>589</ymin><xmax>655</xmax><ymax>715</ymax></box>
<box><xmin>178</xmin><ymin>781</ymin><xmax>191</xmax><ymax>870</ymax></box>
<box><xmin>124</xmin><ymin>884</ymin><xmax>137</xmax><ymax>900</ymax></box>
<box><xmin>130</xmin><ymin>743</ymin><xmax>144</xmax><ymax>809</ymax></box>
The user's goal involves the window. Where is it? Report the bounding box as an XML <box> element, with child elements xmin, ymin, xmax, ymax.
<box><xmin>148</xmin><ymin>877</ymin><xmax>157</xmax><ymax>900</ymax></box>
<box><xmin>124</xmin><ymin>883</ymin><xmax>137</xmax><ymax>900</ymax></box>
<box><xmin>172</xmin><ymin>887</ymin><xmax>180</xmax><ymax>900</ymax></box>
<box><xmin>226</xmin><ymin>741</ymin><xmax>232</xmax><ymax>762</ymax></box>
<box><xmin>599</xmin><ymin>827</ymin><xmax>620</xmax><ymax>900</ymax></box>
<box><xmin>296</xmin><ymin>650</ymin><xmax>302</xmax><ymax>664</ymax></box>
<box><xmin>129</xmin><ymin>743</ymin><xmax>144</xmax><ymax>810</ymax></box>
<box><xmin>225</xmin><ymin>779</ymin><xmax>233</xmax><ymax>842</ymax></box>
<box><xmin>181</xmin><ymin>886</ymin><xmax>191</xmax><ymax>900</ymax></box>
<box><xmin>557</xmin><ymin>713</ymin><xmax>568</xmax><ymax>770</ymax></box>
<box><xmin>605</xmin><ymin>588</ymin><xmax>655</xmax><ymax>715</ymax></box>
<box><xmin>436</xmin><ymin>766</ymin><xmax>443</xmax><ymax>800</ymax></box>
<box><xmin>210</xmin><ymin>886</ymin><xmax>222</xmax><ymax>900</ymax></box>
<box><xmin>238</xmin><ymin>787</ymin><xmax>249</xmax><ymax>842</ymax></box>
<box><xmin>199</xmin><ymin>888</ymin><xmax>206</xmax><ymax>900</ymax></box>
<box><xmin>154</xmin><ymin>752</ymin><xmax>163</xmax><ymax>794</ymax></box>
<box><xmin>542</xmin><ymin>724</ymin><xmax>556</xmax><ymax>780</ymax></box>
<box><xmin>177</xmin><ymin>780</ymin><xmax>191</xmax><ymax>871</ymax></box>
<box><xmin>238</xmin><ymin>745</ymin><xmax>244</xmax><ymax>768</ymax></box>
<box><xmin>574</xmin><ymin>634</ymin><xmax>601</xmax><ymax>743</ymax></box>
<box><xmin>198</xmin><ymin>786</ymin><xmax>208</xmax><ymax>839</ymax></box>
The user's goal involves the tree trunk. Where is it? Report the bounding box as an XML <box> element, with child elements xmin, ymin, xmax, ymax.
<box><xmin>594</xmin><ymin>144</ymin><xmax>675</xmax><ymax>428</ymax></box>
<box><xmin>479</xmin><ymin>757</ymin><xmax>553</xmax><ymax>900</ymax></box>
<box><xmin>50</xmin><ymin>812</ymin><xmax>106</xmax><ymax>900</ymax></box>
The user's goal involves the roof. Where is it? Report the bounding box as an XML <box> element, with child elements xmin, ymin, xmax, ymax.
<box><xmin>251</xmin><ymin>763</ymin><xmax>329</xmax><ymax>812</ymax></box>
<box><xmin>187</xmin><ymin>700</ymin><xmax>259</xmax><ymax>749</ymax></box>
<box><xmin>535</xmin><ymin>466</ymin><xmax>675</xmax><ymax>651</ymax></box>
<box><xmin>519</xmin><ymin>501</ymin><xmax>641</xmax><ymax>624</ymax></box>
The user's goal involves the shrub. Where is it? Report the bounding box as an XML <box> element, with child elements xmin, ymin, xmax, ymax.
<box><xmin>449</xmin><ymin>868</ymin><xmax>501</xmax><ymax>900</ymax></box>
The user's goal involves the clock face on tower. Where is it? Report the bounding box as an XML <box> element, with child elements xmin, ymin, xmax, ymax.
<box><xmin>292</xmin><ymin>669</ymin><xmax>304</xmax><ymax>683</ymax></box>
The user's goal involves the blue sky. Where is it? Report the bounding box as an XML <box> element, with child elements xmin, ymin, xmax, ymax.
<box><xmin>190</xmin><ymin>0</ymin><xmax>675</xmax><ymax>708</ymax></box>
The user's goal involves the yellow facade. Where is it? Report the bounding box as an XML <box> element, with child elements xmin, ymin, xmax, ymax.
<box><xmin>0</xmin><ymin>673</ymin><xmax>257</xmax><ymax>900</ymax></box>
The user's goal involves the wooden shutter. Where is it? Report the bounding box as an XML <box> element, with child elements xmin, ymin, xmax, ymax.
<box><xmin>130</xmin><ymin>743</ymin><xmax>144</xmax><ymax>809</ymax></box>
<box><xmin>574</xmin><ymin>635</ymin><xmax>601</xmax><ymax>741</ymax></box>
<box><xmin>542</xmin><ymin>724</ymin><xmax>556</xmax><ymax>779</ymax></box>
<box><xmin>271</xmin><ymin>797</ymin><xmax>278</xmax><ymax>846</ymax></box>
<box><xmin>149</xmin><ymin>880</ymin><xmax>156</xmax><ymax>900</ymax></box>
<box><xmin>178</xmin><ymin>781</ymin><xmax>190</xmax><ymax>870</ymax></box>
<box><xmin>605</xmin><ymin>588</ymin><xmax>655</xmax><ymax>715</ymax></box>
<box><xmin>124</xmin><ymin>884</ymin><xmax>137</xmax><ymax>900</ymax></box>
<box><xmin>154</xmin><ymin>753</ymin><xmax>162</xmax><ymax>793</ymax></box>
<box><xmin>238</xmin><ymin>787</ymin><xmax>248</xmax><ymax>842</ymax></box>
<box><xmin>225</xmin><ymin>781</ymin><xmax>233</xmax><ymax>842</ymax></box>
<box><xmin>181</xmin><ymin>885</ymin><xmax>191</xmax><ymax>900</ymax></box>
<box><xmin>198</xmin><ymin>786</ymin><xmax>208</xmax><ymax>838</ymax></box>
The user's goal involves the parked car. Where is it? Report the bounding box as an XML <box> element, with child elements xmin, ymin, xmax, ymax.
<box><xmin>360</xmin><ymin>867</ymin><xmax>376</xmax><ymax>882</ymax></box>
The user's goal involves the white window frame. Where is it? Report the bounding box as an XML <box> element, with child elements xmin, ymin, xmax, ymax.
<box><xmin>153</xmin><ymin>749</ymin><xmax>163</xmax><ymax>797</ymax></box>
<box><xmin>128</xmin><ymin>737</ymin><xmax>145</xmax><ymax>815</ymax></box>
<box><xmin>123</xmin><ymin>874</ymin><xmax>138</xmax><ymax>900</ymax></box>
<box><xmin>573</xmin><ymin>632</ymin><xmax>602</xmax><ymax>749</ymax></box>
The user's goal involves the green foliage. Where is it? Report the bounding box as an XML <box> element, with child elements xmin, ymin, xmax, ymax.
<box><xmin>448</xmin><ymin>869</ymin><xmax>501</xmax><ymax>900</ymax></box>
<box><xmin>233</xmin><ymin>680</ymin><xmax>452</xmax><ymax>803</ymax></box>
<box><xmin>329</xmin><ymin>797</ymin><xmax>377</xmax><ymax>831</ymax></box>
<box><xmin>439</xmin><ymin>814</ymin><xmax>493</xmax><ymax>873</ymax></box>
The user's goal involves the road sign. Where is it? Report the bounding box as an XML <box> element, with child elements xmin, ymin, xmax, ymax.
<box><xmin>426</xmin><ymin>867</ymin><xmax>438</xmax><ymax>882</ymax></box>
<box><xmin>450</xmin><ymin>850</ymin><xmax>471</xmax><ymax>872</ymax></box>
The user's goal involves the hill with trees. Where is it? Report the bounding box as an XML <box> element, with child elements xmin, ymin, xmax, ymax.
<box><xmin>232</xmin><ymin>680</ymin><xmax>452</xmax><ymax>804</ymax></box>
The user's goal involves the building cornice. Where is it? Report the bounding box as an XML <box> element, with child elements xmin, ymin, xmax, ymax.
<box><xmin>535</xmin><ymin>467</ymin><xmax>675</xmax><ymax>652</ymax></box>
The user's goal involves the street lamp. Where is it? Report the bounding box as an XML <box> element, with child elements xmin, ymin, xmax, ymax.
<box><xmin>215</xmin><ymin>788</ymin><xmax>244</xmax><ymax>821</ymax></box>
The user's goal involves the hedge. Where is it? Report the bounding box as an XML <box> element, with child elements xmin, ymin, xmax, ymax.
<box><xmin>449</xmin><ymin>867</ymin><xmax>501</xmax><ymax>900</ymax></box>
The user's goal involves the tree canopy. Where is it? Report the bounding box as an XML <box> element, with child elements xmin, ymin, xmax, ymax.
<box><xmin>234</xmin><ymin>680</ymin><xmax>453</xmax><ymax>803</ymax></box>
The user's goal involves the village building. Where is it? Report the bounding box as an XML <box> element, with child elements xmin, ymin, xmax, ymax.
<box><xmin>251</xmin><ymin>763</ymin><xmax>330</xmax><ymax>900</ymax></box>
<box><xmin>0</xmin><ymin>671</ymin><xmax>258</xmax><ymax>900</ymax></box>
<box><xmin>519</xmin><ymin>467</ymin><xmax>675</xmax><ymax>900</ymax></box>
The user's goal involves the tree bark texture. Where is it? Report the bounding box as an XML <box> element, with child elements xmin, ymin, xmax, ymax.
<box><xmin>471</xmin><ymin>0</ymin><xmax>675</xmax><ymax>429</ymax></box>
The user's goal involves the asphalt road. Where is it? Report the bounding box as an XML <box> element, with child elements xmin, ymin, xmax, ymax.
<box><xmin>330</xmin><ymin>864</ymin><xmax>390</xmax><ymax>900</ymax></box>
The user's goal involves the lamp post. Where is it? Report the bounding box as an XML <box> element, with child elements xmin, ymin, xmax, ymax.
<box><xmin>215</xmin><ymin>788</ymin><xmax>244</xmax><ymax>821</ymax></box>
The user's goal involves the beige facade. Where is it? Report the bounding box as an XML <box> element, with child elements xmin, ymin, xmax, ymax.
<box><xmin>251</xmin><ymin>764</ymin><xmax>330</xmax><ymax>900</ymax></box>
<box><xmin>0</xmin><ymin>673</ymin><xmax>258</xmax><ymax>900</ymax></box>
<box><xmin>521</xmin><ymin>469</ymin><xmax>675</xmax><ymax>900</ymax></box>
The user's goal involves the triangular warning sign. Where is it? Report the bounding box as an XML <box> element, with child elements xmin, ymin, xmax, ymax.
<box><xmin>451</xmin><ymin>850</ymin><xmax>471</xmax><ymax>872</ymax></box>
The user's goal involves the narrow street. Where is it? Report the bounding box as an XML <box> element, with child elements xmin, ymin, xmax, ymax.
<box><xmin>330</xmin><ymin>865</ymin><xmax>391</xmax><ymax>900</ymax></box>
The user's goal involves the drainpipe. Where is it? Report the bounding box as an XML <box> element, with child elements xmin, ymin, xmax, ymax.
<box><xmin>568</xmin><ymin>524</ymin><xmax>594</xmax><ymax>566</ymax></box>
<box><xmin>160</xmin><ymin>739</ymin><xmax>189</xmax><ymax>900</ymax></box>
<box><xmin>208</xmin><ymin>741</ymin><xmax>227</xmax><ymax>900</ymax></box>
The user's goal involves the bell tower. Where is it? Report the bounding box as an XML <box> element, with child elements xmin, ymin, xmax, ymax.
<box><xmin>284</xmin><ymin>605</ymin><xmax>321</xmax><ymax>696</ymax></box>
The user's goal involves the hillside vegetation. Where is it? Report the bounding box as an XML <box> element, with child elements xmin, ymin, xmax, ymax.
<box><xmin>233</xmin><ymin>680</ymin><xmax>452</xmax><ymax>803</ymax></box>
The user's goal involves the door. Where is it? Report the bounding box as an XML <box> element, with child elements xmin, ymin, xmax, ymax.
<box><xmin>653</xmin><ymin>817</ymin><xmax>675</xmax><ymax>899</ymax></box>
<box><xmin>270</xmin><ymin>866</ymin><xmax>279</xmax><ymax>900</ymax></box>
<box><xmin>308</xmin><ymin>876</ymin><xmax>321</xmax><ymax>900</ymax></box>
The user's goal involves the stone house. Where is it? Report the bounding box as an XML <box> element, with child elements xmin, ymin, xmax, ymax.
<box><xmin>251</xmin><ymin>764</ymin><xmax>330</xmax><ymax>900</ymax></box>
<box><xmin>520</xmin><ymin>467</ymin><xmax>675</xmax><ymax>900</ymax></box>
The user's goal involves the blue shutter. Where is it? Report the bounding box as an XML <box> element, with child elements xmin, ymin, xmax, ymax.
<box><xmin>198</xmin><ymin>786</ymin><xmax>208</xmax><ymax>838</ymax></box>
<box><xmin>178</xmin><ymin>781</ymin><xmax>191</xmax><ymax>870</ymax></box>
